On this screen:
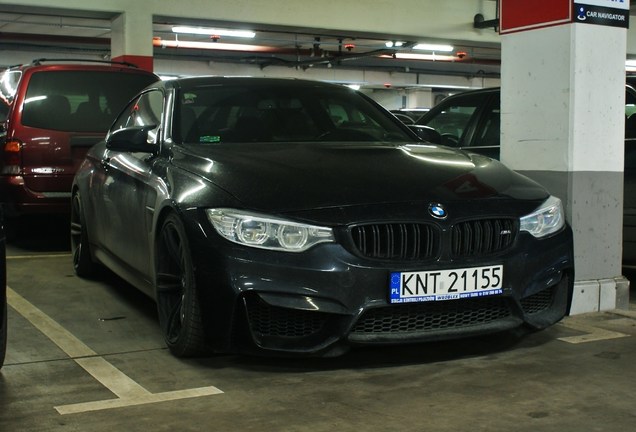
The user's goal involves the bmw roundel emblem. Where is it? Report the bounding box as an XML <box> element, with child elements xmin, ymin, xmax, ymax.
<box><xmin>429</xmin><ymin>203</ymin><xmax>447</xmax><ymax>219</ymax></box>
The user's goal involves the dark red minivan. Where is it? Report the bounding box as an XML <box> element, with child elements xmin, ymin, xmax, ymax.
<box><xmin>0</xmin><ymin>59</ymin><xmax>159</xmax><ymax>217</ymax></box>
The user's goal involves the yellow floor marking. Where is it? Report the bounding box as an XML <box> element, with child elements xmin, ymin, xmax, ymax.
<box><xmin>7</xmin><ymin>253</ymin><xmax>72</xmax><ymax>260</ymax></box>
<box><xmin>558</xmin><ymin>315</ymin><xmax>630</xmax><ymax>344</ymax></box>
<box><xmin>7</xmin><ymin>286</ymin><xmax>96</xmax><ymax>358</ymax></box>
<box><xmin>608</xmin><ymin>308</ymin><xmax>636</xmax><ymax>320</ymax></box>
<box><xmin>55</xmin><ymin>386</ymin><xmax>224</xmax><ymax>415</ymax></box>
<box><xmin>6</xmin><ymin>286</ymin><xmax>223</xmax><ymax>415</ymax></box>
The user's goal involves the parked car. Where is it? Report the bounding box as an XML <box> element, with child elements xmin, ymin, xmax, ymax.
<box><xmin>391</xmin><ymin>108</ymin><xmax>430</xmax><ymax>124</ymax></box>
<box><xmin>416</xmin><ymin>88</ymin><xmax>501</xmax><ymax>159</ymax></box>
<box><xmin>0</xmin><ymin>207</ymin><xmax>6</xmax><ymax>369</ymax></box>
<box><xmin>417</xmin><ymin>85</ymin><xmax>636</xmax><ymax>266</ymax></box>
<box><xmin>0</xmin><ymin>59</ymin><xmax>160</xmax><ymax>218</ymax></box>
<box><xmin>390</xmin><ymin>110</ymin><xmax>416</xmax><ymax>125</ymax></box>
<box><xmin>72</xmin><ymin>77</ymin><xmax>574</xmax><ymax>357</ymax></box>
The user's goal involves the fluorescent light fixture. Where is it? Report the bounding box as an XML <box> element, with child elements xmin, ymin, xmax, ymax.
<box><xmin>413</xmin><ymin>43</ymin><xmax>454</xmax><ymax>52</ymax></box>
<box><xmin>172</xmin><ymin>26</ymin><xmax>255</xmax><ymax>38</ymax></box>
<box><xmin>153</xmin><ymin>38</ymin><xmax>275</xmax><ymax>52</ymax></box>
<box><xmin>383</xmin><ymin>53</ymin><xmax>457</xmax><ymax>61</ymax></box>
<box><xmin>626</xmin><ymin>59</ymin><xmax>636</xmax><ymax>69</ymax></box>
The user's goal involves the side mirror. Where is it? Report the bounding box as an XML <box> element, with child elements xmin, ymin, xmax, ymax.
<box><xmin>106</xmin><ymin>126</ymin><xmax>157</xmax><ymax>153</ymax></box>
<box><xmin>408</xmin><ymin>125</ymin><xmax>442</xmax><ymax>145</ymax></box>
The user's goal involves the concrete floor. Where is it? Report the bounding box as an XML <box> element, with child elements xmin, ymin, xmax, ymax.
<box><xmin>2</xmin><ymin>216</ymin><xmax>636</xmax><ymax>432</ymax></box>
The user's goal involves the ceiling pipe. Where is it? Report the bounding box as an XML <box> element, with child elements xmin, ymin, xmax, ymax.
<box><xmin>473</xmin><ymin>0</ymin><xmax>500</xmax><ymax>31</ymax></box>
<box><xmin>473</xmin><ymin>14</ymin><xmax>499</xmax><ymax>31</ymax></box>
<box><xmin>0</xmin><ymin>32</ymin><xmax>502</xmax><ymax>72</ymax></box>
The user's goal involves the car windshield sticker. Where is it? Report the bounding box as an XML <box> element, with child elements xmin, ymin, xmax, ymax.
<box><xmin>199</xmin><ymin>135</ymin><xmax>221</xmax><ymax>143</ymax></box>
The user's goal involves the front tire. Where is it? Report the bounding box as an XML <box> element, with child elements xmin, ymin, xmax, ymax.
<box><xmin>155</xmin><ymin>213</ymin><xmax>207</xmax><ymax>357</ymax></box>
<box><xmin>70</xmin><ymin>191</ymin><xmax>96</xmax><ymax>277</ymax></box>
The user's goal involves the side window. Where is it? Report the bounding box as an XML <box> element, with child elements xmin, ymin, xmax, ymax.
<box><xmin>0</xmin><ymin>70</ymin><xmax>21</xmax><ymax>103</ymax></box>
<box><xmin>625</xmin><ymin>87</ymin><xmax>636</xmax><ymax>172</ymax></box>
<box><xmin>0</xmin><ymin>99</ymin><xmax>9</xmax><ymax>123</ymax></box>
<box><xmin>327</xmin><ymin>103</ymin><xmax>347</xmax><ymax>125</ymax></box>
<box><xmin>111</xmin><ymin>90</ymin><xmax>163</xmax><ymax>132</ymax></box>
<box><xmin>420</xmin><ymin>93</ymin><xmax>488</xmax><ymax>146</ymax></box>
<box><xmin>473</xmin><ymin>99</ymin><xmax>500</xmax><ymax>148</ymax></box>
<box><xmin>625</xmin><ymin>88</ymin><xmax>636</xmax><ymax>139</ymax></box>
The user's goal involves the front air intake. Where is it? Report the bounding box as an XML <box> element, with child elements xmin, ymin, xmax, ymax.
<box><xmin>451</xmin><ymin>219</ymin><xmax>517</xmax><ymax>256</ymax></box>
<box><xmin>350</xmin><ymin>223</ymin><xmax>440</xmax><ymax>261</ymax></box>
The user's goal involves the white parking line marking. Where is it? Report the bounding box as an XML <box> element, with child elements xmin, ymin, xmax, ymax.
<box><xmin>6</xmin><ymin>287</ymin><xmax>223</xmax><ymax>415</ymax></box>
<box><xmin>55</xmin><ymin>386</ymin><xmax>224</xmax><ymax>415</ymax></box>
<box><xmin>558</xmin><ymin>316</ymin><xmax>630</xmax><ymax>344</ymax></box>
<box><xmin>74</xmin><ymin>357</ymin><xmax>153</xmax><ymax>399</ymax></box>
<box><xmin>7</xmin><ymin>286</ymin><xmax>96</xmax><ymax>358</ymax></box>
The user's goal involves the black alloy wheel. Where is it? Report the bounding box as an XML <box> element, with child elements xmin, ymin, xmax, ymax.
<box><xmin>155</xmin><ymin>213</ymin><xmax>207</xmax><ymax>357</ymax></box>
<box><xmin>70</xmin><ymin>191</ymin><xmax>96</xmax><ymax>277</ymax></box>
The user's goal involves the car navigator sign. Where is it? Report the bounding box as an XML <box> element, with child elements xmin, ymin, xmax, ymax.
<box><xmin>574</xmin><ymin>0</ymin><xmax>630</xmax><ymax>28</ymax></box>
<box><xmin>500</xmin><ymin>0</ymin><xmax>629</xmax><ymax>33</ymax></box>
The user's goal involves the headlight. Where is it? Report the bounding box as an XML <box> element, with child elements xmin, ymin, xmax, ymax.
<box><xmin>206</xmin><ymin>209</ymin><xmax>334</xmax><ymax>252</ymax></box>
<box><xmin>519</xmin><ymin>196</ymin><xmax>565</xmax><ymax>238</ymax></box>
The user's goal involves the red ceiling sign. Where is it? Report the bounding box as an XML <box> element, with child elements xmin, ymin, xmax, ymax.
<box><xmin>499</xmin><ymin>0</ymin><xmax>572</xmax><ymax>34</ymax></box>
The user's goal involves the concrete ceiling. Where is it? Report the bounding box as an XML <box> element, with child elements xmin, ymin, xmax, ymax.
<box><xmin>2</xmin><ymin>3</ymin><xmax>636</xmax><ymax>79</ymax></box>
<box><xmin>0</xmin><ymin>4</ymin><xmax>502</xmax><ymax>78</ymax></box>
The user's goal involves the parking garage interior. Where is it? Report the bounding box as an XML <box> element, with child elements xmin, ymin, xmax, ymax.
<box><xmin>2</xmin><ymin>1</ymin><xmax>636</xmax><ymax>431</ymax></box>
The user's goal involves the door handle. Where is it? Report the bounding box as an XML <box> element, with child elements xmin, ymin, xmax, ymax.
<box><xmin>100</xmin><ymin>157</ymin><xmax>111</xmax><ymax>169</ymax></box>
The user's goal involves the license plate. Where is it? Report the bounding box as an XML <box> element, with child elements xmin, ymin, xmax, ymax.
<box><xmin>389</xmin><ymin>265</ymin><xmax>503</xmax><ymax>304</ymax></box>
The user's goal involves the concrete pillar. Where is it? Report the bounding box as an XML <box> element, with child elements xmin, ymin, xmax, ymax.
<box><xmin>111</xmin><ymin>12</ymin><xmax>154</xmax><ymax>72</ymax></box>
<box><xmin>500</xmin><ymin>1</ymin><xmax>630</xmax><ymax>313</ymax></box>
<box><xmin>407</xmin><ymin>88</ymin><xmax>434</xmax><ymax>109</ymax></box>
<box><xmin>369</xmin><ymin>89</ymin><xmax>404</xmax><ymax>110</ymax></box>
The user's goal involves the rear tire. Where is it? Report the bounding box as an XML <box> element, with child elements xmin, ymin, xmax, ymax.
<box><xmin>70</xmin><ymin>191</ymin><xmax>96</xmax><ymax>277</ymax></box>
<box><xmin>155</xmin><ymin>213</ymin><xmax>207</xmax><ymax>357</ymax></box>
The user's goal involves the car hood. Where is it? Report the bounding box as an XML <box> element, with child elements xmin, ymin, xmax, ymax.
<box><xmin>172</xmin><ymin>142</ymin><xmax>548</xmax><ymax>212</ymax></box>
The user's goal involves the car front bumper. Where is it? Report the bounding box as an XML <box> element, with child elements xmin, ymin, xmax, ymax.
<box><xmin>183</xmin><ymin>209</ymin><xmax>574</xmax><ymax>356</ymax></box>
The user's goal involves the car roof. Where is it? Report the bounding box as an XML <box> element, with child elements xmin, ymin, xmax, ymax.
<box><xmin>442</xmin><ymin>87</ymin><xmax>499</xmax><ymax>99</ymax></box>
<box><xmin>166</xmin><ymin>76</ymin><xmax>346</xmax><ymax>91</ymax></box>
<box><xmin>8</xmin><ymin>58</ymin><xmax>156</xmax><ymax>74</ymax></box>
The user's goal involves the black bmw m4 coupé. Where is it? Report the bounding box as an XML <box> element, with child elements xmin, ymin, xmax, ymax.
<box><xmin>71</xmin><ymin>77</ymin><xmax>574</xmax><ymax>357</ymax></box>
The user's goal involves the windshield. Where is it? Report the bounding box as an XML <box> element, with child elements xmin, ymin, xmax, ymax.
<box><xmin>173</xmin><ymin>83</ymin><xmax>413</xmax><ymax>144</ymax></box>
<box><xmin>0</xmin><ymin>70</ymin><xmax>21</xmax><ymax>104</ymax></box>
